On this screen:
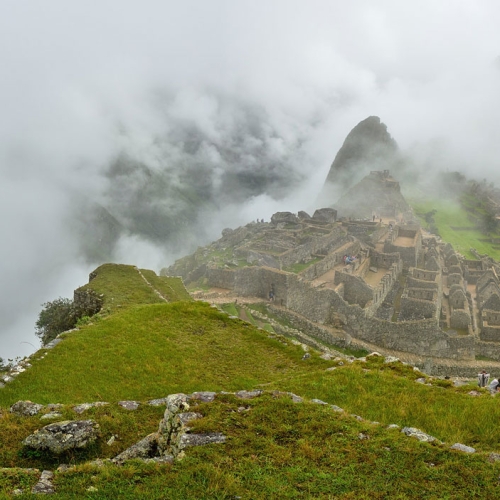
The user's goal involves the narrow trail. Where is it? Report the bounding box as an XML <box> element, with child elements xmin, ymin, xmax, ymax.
<box><xmin>134</xmin><ymin>267</ymin><xmax>169</xmax><ymax>303</ymax></box>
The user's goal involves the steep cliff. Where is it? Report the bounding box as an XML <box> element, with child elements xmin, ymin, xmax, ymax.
<box><xmin>318</xmin><ymin>116</ymin><xmax>401</xmax><ymax>206</ymax></box>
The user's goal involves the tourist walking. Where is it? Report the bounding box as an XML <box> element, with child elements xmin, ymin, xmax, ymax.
<box><xmin>478</xmin><ymin>370</ymin><xmax>490</xmax><ymax>387</ymax></box>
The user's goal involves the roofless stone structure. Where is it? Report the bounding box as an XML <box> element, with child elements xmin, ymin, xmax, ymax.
<box><xmin>164</xmin><ymin>171</ymin><xmax>500</xmax><ymax>368</ymax></box>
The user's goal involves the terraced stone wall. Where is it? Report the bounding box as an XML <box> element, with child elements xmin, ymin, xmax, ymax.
<box><xmin>476</xmin><ymin>339</ymin><xmax>500</xmax><ymax>360</ymax></box>
<box><xmin>333</xmin><ymin>271</ymin><xmax>373</xmax><ymax>308</ymax></box>
<box><xmin>233</xmin><ymin>267</ymin><xmax>289</xmax><ymax>302</ymax></box>
<box><xmin>279</xmin><ymin>226</ymin><xmax>347</xmax><ymax>268</ymax></box>
<box><xmin>361</xmin><ymin>317</ymin><xmax>475</xmax><ymax>360</ymax></box>
<box><xmin>365</xmin><ymin>261</ymin><xmax>402</xmax><ymax>316</ymax></box>
<box><xmin>399</xmin><ymin>294</ymin><xmax>438</xmax><ymax>321</ymax></box>
<box><xmin>207</xmin><ymin>268</ymin><xmax>235</xmax><ymax>290</ymax></box>
<box><xmin>370</xmin><ymin>251</ymin><xmax>400</xmax><ymax>269</ymax></box>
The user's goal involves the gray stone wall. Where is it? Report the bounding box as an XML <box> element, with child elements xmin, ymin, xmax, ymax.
<box><xmin>399</xmin><ymin>295</ymin><xmax>437</xmax><ymax>320</ymax></box>
<box><xmin>483</xmin><ymin>310</ymin><xmax>500</xmax><ymax>325</ymax></box>
<box><xmin>279</xmin><ymin>226</ymin><xmax>348</xmax><ymax>268</ymax></box>
<box><xmin>447</xmin><ymin>273</ymin><xmax>463</xmax><ymax>286</ymax></box>
<box><xmin>239</xmin><ymin>249</ymin><xmax>280</xmax><ymax>269</ymax></box>
<box><xmin>407</xmin><ymin>276</ymin><xmax>438</xmax><ymax>290</ymax></box>
<box><xmin>286</xmin><ymin>276</ymin><xmax>344</xmax><ymax>324</ymax></box>
<box><xmin>233</xmin><ymin>267</ymin><xmax>288</xmax><ymax>301</ymax></box>
<box><xmin>383</xmin><ymin>226</ymin><xmax>422</xmax><ymax>270</ymax></box>
<box><xmin>370</xmin><ymin>251</ymin><xmax>400</xmax><ymax>269</ymax></box>
<box><xmin>369</xmin><ymin>227</ymin><xmax>388</xmax><ymax>245</ymax></box>
<box><xmin>300</xmin><ymin>240</ymin><xmax>359</xmax><ymax>281</ymax></box>
<box><xmin>450</xmin><ymin>309</ymin><xmax>471</xmax><ymax>330</ymax></box>
<box><xmin>406</xmin><ymin>288</ymin><xmax>436</xmax><ymax>301</ymax></box>
<box><xmin>480</xmin><ymin>325</ymin><xmax>500</xmax><ymax>342</ymax></box>
<box><xmin>410</xmin><ymin>268</ymin><xmax>439</xmax><ymax>282</ymax></box>
<box><xmin>268</xmin><ymin>306</ymin><xmax>350</xmax><ymax>347</ymax></box>
<box><xmin>207</xmin><ymin>268</ymin><xmax>236</xmax><ymax>289</ymax></box>
<box><xmin>449</xmin><ymin>289</ymin><xmax>467</xmax><ymax>309</ymax></box>
<box><xmin>448</xmin><ymin>265</ymin><xmax>463</xmax><ymax>275</ymax></box>
<box><xmin>334</xmin><ymin>271</ymin><xmax>373</xmax><ymax>307</ymax></box>
<box><xmin>476</xmin><ymin>340</ymin><xmax>500</xmax><ymax>360</ymax></box>
<box><xmin>360</xmin><ymin>318</ymin><xmax>475</xmax><ymax>360</ymax></box>
<box><xmin>365</xmin><ymin>261</ymin><xmax>402</xmax><ymax>315</ymax></box>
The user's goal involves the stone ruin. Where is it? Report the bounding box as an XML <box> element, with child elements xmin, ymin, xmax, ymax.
<box><xmin>164</xmin><ymin>171</ymin><xmax>500</xmax><ymax>366</ymax></box>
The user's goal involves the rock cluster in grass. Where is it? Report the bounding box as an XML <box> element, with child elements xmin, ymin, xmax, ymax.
<box><xmin>22</xmin><ymin>420</ymin><xmax>100</xmax><ymax>454</ymax></box>
<box><xmin>7</xmin><ymin>385</ymin><xmax>499</xmax><ymax>496</ymax></box>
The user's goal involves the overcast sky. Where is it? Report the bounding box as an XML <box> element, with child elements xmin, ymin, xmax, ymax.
<box><xmin>1</xmin><ymin>1</ymin><xmax>499</xmax><ymax>360</ymax></box>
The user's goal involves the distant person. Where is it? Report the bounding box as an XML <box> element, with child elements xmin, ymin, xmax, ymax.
<box><xmin>489</xmin><ymin>378</ymin><xmax>500</xmax><ymax>393</ymax></box>
<box><xmin>478</xmin><ymin>370</ymin><xmax>490</xmax><ymax>387</ymax></box>
<box><xmin>269</xmin><ymin>290</ymin><xmax>274</xmax><ymax>302</ymax></box>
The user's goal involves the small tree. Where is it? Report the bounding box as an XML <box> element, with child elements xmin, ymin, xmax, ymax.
<box><xmin>35</xmin><ymin>297</ymin><xmax>78</xmax><ymax>346</ymax></box>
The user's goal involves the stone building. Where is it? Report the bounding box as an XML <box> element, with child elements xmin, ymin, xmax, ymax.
<box><xmin>165</xmin><ymin>173</ymin><xmax>500</xmax><ymax>364</ymax></box>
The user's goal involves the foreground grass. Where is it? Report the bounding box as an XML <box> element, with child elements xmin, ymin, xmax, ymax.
<box><xmin>0</xmin><ymin>403</ymin><xmax>164</xmax><ymax>470</ymax></box>
<box><xmin>272</xmin><ymin>357</ymin><xmax>500</xmax><ymax>451</ymax></box>
<box><xmin>3</xmin><ymin>394</ymin><xmax>500</xmax><ymax>499</ymax></box>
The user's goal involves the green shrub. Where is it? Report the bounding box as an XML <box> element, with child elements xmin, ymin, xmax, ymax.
<box><xmin>35</xmin><ymin>297</ymin><xmax>77</xmax><ymax>345</ymax></box>
<box><xmin>35</xmin><ymin>292</ymin><xmax>102</xmax><ymax>345</ymax></box>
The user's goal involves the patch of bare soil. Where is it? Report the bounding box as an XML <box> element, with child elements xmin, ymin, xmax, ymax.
<box><xmin>393</xmin><ymin>236</ymin><xmax>415</xmax><ymax>247</ymax></box>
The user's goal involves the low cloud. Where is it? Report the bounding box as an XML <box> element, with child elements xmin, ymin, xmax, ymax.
<box><xmin>1</xmin><ymin>1</ymin><xmax>500</xmax><ymax>359</ymax></box>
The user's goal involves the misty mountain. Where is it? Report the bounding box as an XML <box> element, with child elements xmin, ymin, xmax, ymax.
<box><xmin>75</xmin><ymin>95</ymin><xmax>308</xmax><ymax>262</ymax></box>
<box><xmin>318</xmin><ymin>116</ymin><xmax>404</xmax><ymax>207</ymax></box>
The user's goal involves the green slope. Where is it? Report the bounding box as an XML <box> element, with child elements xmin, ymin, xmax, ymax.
<box><xmin>3</xmin><ymin>264</ymin><xmax>500</xmax><ymax>497</ymax></box>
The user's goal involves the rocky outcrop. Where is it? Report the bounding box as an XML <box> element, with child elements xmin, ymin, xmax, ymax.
<box><xmin>10</xmin><ymin>401</ymin><xmax>44</xmax><ymax>416</ymax></box>
<box><xmin>111</xmin><ymin>392</ymin><xmax>226</xmax><ymax>464</ymax></box>
<box><xmin>22</xmin><ymin>420</ymin><xmax>100</xmax><ymax>454</ymax></box>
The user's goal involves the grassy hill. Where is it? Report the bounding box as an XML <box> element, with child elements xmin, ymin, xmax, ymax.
<box><xmin>2</xmin><ymin>265</ymin><xmax>500</xmax><ymax>498</ymax></box>
<box><xmin>410</xmin><ymin>197</ymin><xmax>500</xmax><ymax>260</ymax></box>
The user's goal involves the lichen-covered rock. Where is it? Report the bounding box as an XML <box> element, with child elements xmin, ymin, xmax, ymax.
<box><xmin>156</xmin><ymin>394</ymin><xmax>192</xmax><ymax>454</ymax></box>
<box><xmin>178</xmin><ymin>433</ymin><xmax>226</xmax><ymax>450</ymax></box>
<box><xmin>384</xmin><ymin>356</ymin><xmax>400</xmax><ymax>364</ymax></box>
<box><xmin>190</xmin><ymin>391</ymin><xmax>216</xmax><ymax>403</ymax></box>
<box><xmin>148</xmin><ymin>397</ymin><xmax>169</xmax><ymax>406</ymax></box>
<box><xmin>73</xmin><ymin>402</ymin><xmax>109</xmax><ymax>414</ymax></box>
<box><xmin>235</xmin><ymin>390</ymin><xmax>263</xmax><ymax>399</ymax></box>
<box><xmin>401</xmin><ymin>427</ymin><xmax>437</xmax><ymax>443</ymax></box>
<box><xmin>288</xmin><ymin>393</ymin><xmax>303</xmax><ymax>403</ymax></box>
<box><xmin>22</xmin><ymin>420</ymin><xmax>100</xmax><ymax>454</ymax></box>
<box><xmin>31</xmin><ymin>470</ymin><xmax>54</xmax><ymax>495</ymax></box>
<box><xmin>40</xmin><ymin>412</ymin><xmax>62</xmax><ymax>420</ymax></box>
<box><xmin>10</xmin><ymin>401</ymin><xmax>44</xmax><ymax>416</ymax></box>
<box><xmin>450</xmin><ymin>443</ymin><xmax>475</xmax><ymax>453</ymax></box>
<box><xmin>118</xmin><ymin>401</ymin><xmax>140</xmax><ymax>410</ymax></box>
<box><xmin>311</xmin><ymin>399</ymin><xmax>328</xmax><ymax>405</ymax></box>
<box><xmin>112</xmin><ymin>433</ymin><xmax>159</xmax><ymax>464</ymax></box>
